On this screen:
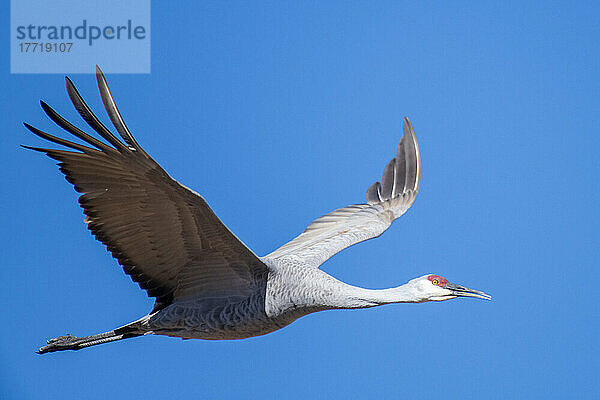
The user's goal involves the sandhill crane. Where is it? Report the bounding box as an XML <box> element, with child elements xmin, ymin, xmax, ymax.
<box><xmin>26</xmin><ymin>67</ymin><xmax>491</xmax><ymax>354</ymax></box>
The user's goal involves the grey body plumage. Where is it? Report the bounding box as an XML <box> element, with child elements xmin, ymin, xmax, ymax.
<box><xmin>26</xmin><ymin>67</ymin><xmax>490</xmax><ymax>354</ymax></box>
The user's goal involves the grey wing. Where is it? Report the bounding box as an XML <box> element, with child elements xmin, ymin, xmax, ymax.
<box><xmin>264</xmin><ymin>117</ymin><xmax>420</xmax><ymax>269</ymax></box>
<box><xmin>24</xmin><ymin>66</ymin><xmax>269</xmax><ymax>312</ymax></box>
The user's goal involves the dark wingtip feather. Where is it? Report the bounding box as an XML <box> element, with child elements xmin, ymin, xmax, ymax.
<box><xmin>21</xmin><ymin>144</ymin><xmax>40</xmax><ymax>151</ymax></box>
<box><xmin>23</xmin><ymin>122</ymin><xmax>40</xmax><ymax>135</ymax></box>
<box><xmin>64</xmin><ymin>73</ymin><xmax>129</xmax><ymax>152</ymax></box>
<box><xmin>365</xmin><ymin>116</ymin><xmax>421</xmax><ymax>205</ymax></box>
<box><xmin>23</xmin><ymin>122</ymin><xmax>102</xmax><ymax>155</ymax></box>
<box><xmin>39</xmin><ymin>100</ymin><xmax>59</xmax><ymax>120</ymax></box>
<box><xmin>39</xmin><ymin>98</ymin><xmax>116</xmax><ymax>153</ymax></box>
<box><xmin>380</xmin><ymin>158</ymin><xmax>396</xmax><ymax>201</ymax></box>
<box><xmin>20</xmin><ymin>144</ymin><xmax>57</xmax><ymax>154</ymax></box>
<box><xmin>94</xmin><ymin>65</ymin><xmax>148</xmax><ymax>157</ymax></box>
<box><xmin>366</xmin><ymin>181</ymin><xmax>382</xmax><ymax>204</ymax></box>
<box><xmin>40</xmin><ymin>100</ymin><xmax>54</xmax><ymax>115</ymax></box>
<box><xmin>401</xmin><ymin>116</ymin><xmax>420</xmax><ymax>193</ymax></box>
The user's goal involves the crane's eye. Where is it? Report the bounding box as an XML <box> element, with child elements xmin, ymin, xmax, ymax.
<box><xmin>427</xmin><ymin>274</ymin><xmax>447</xmax><ymax>286</ymax></box>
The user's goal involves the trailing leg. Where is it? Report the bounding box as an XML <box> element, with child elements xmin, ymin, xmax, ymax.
<box><xmin>37</xmin><ymin>325</ymin><xmax>143</xmax><ymax>354</ymax></box>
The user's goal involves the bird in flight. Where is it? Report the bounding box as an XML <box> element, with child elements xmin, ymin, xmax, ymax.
<box><xmin>25</xmin><ymin>66</ymin><xmax>491</xmax><ymax>354</ymax></box>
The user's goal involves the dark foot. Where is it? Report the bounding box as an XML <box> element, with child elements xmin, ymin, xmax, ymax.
<box><xmin>37</xmin><ymin>334</ymin><xmax>82</xmax><ymax>354</ymax></box>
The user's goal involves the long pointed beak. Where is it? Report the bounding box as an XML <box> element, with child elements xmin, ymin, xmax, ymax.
<box><xmin>446</xmin><ymin>282</ymin><xmax>492</xmax><ymax>301</ymax></box>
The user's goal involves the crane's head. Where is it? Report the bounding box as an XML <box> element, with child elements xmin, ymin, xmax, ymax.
<box><xmin>410</xmin><ymin>274</ymin><xmax>491</xmax><ymax>302</ymax></box>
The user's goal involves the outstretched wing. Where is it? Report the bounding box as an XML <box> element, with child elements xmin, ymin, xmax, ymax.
<box><xmin>24</xmin><ymin>66</ymin><xmax>268</xmax><ymax>312</ymax></box>
<box><xmin>264</xmin><ymin>118</ymin><xmax>420</xmax><ymax>269</ymax></box>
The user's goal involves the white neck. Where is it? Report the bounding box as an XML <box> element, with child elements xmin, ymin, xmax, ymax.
<box><xmin>265</xmin><ymin>266</ymin><xmax>424</xmax><ymax>316</ymax></box>
<box><xmin>336</xmin><ymin>282</ymin><xmax>423</xmax><ymax>309</ymax></box>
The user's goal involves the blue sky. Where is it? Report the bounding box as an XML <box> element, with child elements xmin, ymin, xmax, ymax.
<box><xmin>1</xmin><ymin>1</ymin><xmax>598</xmax><ymax>399</ymax></box>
